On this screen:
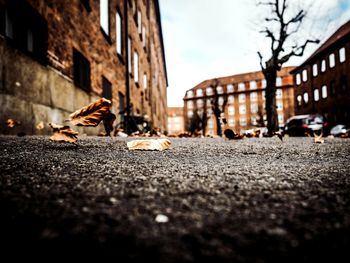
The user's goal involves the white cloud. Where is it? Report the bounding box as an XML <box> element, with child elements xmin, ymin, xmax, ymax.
<box><xmin>159</xmin><ymin>0</ymin><xmax>350</xmax><ymax>107</ymax></box>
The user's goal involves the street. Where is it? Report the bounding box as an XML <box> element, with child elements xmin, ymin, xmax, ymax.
<box><xmin>0</xmin><ymin>136</ymin><xmax>349</xmax><ymax>262</ymax></box>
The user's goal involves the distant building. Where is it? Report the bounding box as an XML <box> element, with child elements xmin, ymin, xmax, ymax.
<box><xmin>183</xmin><ymin>67</ymin><xmax>295</xmax><ymax>136</ymax></box>
<box><xmin>291</xmin><ymin>20</ymin><xmax>350</xmax><ymax>127</ymax></box>
<box><xmin>0</xmin><ymin>0</ymin><xmax>168</xmax><ymax>135</ymax></box>
<box><xmin>167</xmin><ymin>107</ymin><xmax>184</xmax><ymax>135</ymax></box>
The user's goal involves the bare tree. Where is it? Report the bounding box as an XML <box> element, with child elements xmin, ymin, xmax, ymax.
<box><xmin>211</xmin><ymin>79</ymin><xmax>227</xmax><ymax>136</ymax></box>
<box><xmin>257</xmin><ymin>0</ymin><xmax>319</xmax><ymax>135</ymax></box>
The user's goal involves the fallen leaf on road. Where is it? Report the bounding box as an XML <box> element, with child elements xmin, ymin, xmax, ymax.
<box><xmin>314</xmin><ymin>132</ymin><xmax>324</xmax><ymax>144</ymax></box>
<box><xmin>68</xmin><ymin>98</ymin><xmax>112</xmax><ymax>127</ymax></box>
<box><xmin>6</xmin><ymin>118</ymin><xmax>21</xmax><ymax>128</ymax></box>
<box><xmin>49</xmin><ymin>123</ymin><xmax>79</xmax><ymax>144</ymax></box>
<box><xmin>36</xmin><ymin>121</ymin><xmax>45</xmax><ymax>130</ymax></box>
<box><xmin>272</xmin><ymin>131</ymin><xmax>284</xmax><ymax>142</ymax></box>
<box><xmin>155</xmin><ymin>214</ymin><xmax>169</xmax><ymax>223</ymax></box>
<box><xmin>127</xmin><ymin>139</ymin><xmax>171</xmax><ymax>151</ymax></box>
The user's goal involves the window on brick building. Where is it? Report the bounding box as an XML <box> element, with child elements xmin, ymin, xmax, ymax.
<box><xmin>312</xmin><ymin>63</ymin><xmax>318</xmax><ymax>77</ymax></box>
<box><xmin>218</xmin><ymin>96</ymin><xmax>225</xmax><ymax>106</ymax></box>
<box><xmin>297</xmin><ymin>95</ymin><xmax>302</xmax><ymax>107</ymax></box>
<box><xmin>187</xmin><ymin>100</ymin><xmax>193</xmax><ymax>109</ymax></box>
<box><xmin>261</xmin><ymin>79</ymin><xmax>266</xmax><ymax>88</ymax></box>
<box><xmin>251</xmin><ymin>103</ymin><xmax>258</xmax><ymax>113</ymax></box>
<box><xmin>2</xmin><ymin>2</ymin><xmax>48</xmax><ymax>64</ymax></box>
<box><xmin>277</xmin><ymin>101</ymin><xmax>283</xmax><ymax>111</ymax></box>
<box><xmin>116</xmin><ymin>10</ymin><xmax>122</xmax><ymax>55</ymax></box>
<box><xmin>206</xmin><ymin>87</ymin><xmax>213</xmax><ymax>95</ymax></box>
<box><xmin>216</xmin><ymin>86</ymin><xmax>223</xmax><ymax>94</ymax></box>
<box><xmin>227</xmin><ymin>84</ymin><xmax>234</xmax><ymax>93</ymax></box>
<box><xmin>250</xmin><ymin>92</ymin><xmax>257</xmax><ymax>101</ymax></box>
<box><xmin>262</xmin><ymin>90</ymin><xmax>266</xmax><ymax>100</ymax></box>
<box><xmin>73</xmin><ymin>49</ymin><xmax>91</xmax><ymax>91</ymax></box>
<box><xmin>322</xmin><ymin>85</ymin><xmax>327</xmax><ymax>99</ymax></box>
<box><xmin>137</xmin><ymin>10</ymin><xmax>142</xmax><ymax>35</ymax></box>
<box><xmin>134</xmin><ymin>51</ymin><xmax>139</xmax><ymax>83</ymax></box>
<box><xmin>228</xmin><ymin>106</ymin><xmax>235</xmax><ymax>116</ymax></box>
<box><xmin>240</xmin><ymin>117</ymin><xmax>246</xmax><ymax>126</ymax></box>
<box><xmin>251</xmin><ymin>116</ymin><xmax>257</xmax><ymax>126</ymax></box>
<box><xmin>239</xmin><ymin>93</ymin><xmax>245</xmax><ymax>103</ymax></box>
<box><xmin>229</xmin><ymin>118</ymin><xmax>235</xmax><ymax>127</ymax></box>
<box><xmin>81</xmin><ymin>0</ymin><xmax>91</xmax><ymax>12</ymax></box>
<box><xmin>321</xmin><ymin>59</ymin><xmax>326</xmax><ymax>72</ymax></box>
<box><xmin>187</xmin><ymin>90</ymin><xmax>194</xmax><ymax>98</ymax></box>
<box><xmin>228</xmin><ymin>95</ymin><xmax>234</xmax><ymax>104</ymax></box>
<box><xmin>187</xmin><ymin>110</ymin><xmax>193</xmax><ymax>118</ymax></box>
<box><xmin>196</xmin><ymin>89</ymin><xmax>203</xmax><ymax>97</ymax></box>
<box><xmin>339</xmin><ymin>47</ymin><xmax>346</xmax><ymax>63</ymax></box>
<box><xmin>302</xmin><ymin>69</ymin><xmax>307</xmax><ymax>82</ymax></box>
<box><xmin>142</xmin><ymin>25</ymin><xmax>146</xmax><ymax>47</ymax></box>
<box><xmin>330</xmin><ymin>80</ymin><xmax>336</xmax><ymax>96</ymax></box>
<box><xmin>276</xmin><ymin>77</ymin><xmax>282</xmax><ymax>86</ymax></box>
<box><xmin>250</xmin><ymin>81</ymin><xmax>257</xmax><ymax>89</ymax></box>
<box><xmin>102</xmin><ymin>76</ymin><xmax>112</xmax><ymax>100</ymax></box>
<box><xmin>296</xmin><ymin>73</ymin><xmax>301</xmax><ymax>85</ymax></box>
<box><xmin>196</xmin><ymin>99</ymin><xmax>204</xmax><ymax>108</ymax></box>
<box><xmin>329</xmin><ymin>53</ymin><xmax>335</xmax><ymax>68</ymax></box>
<box><xmin>314</xmin><ymin>88</ymin><xmax>319</xmax><ymax>101</ymax></box>
<box><xmin>276</xmin><ymin>89</ymin><xmax>283</xmax><ymax>99</ymax></box>
<box><xmin>303</xmin><ymin>92</ymin><xmax>308</xmax><ymax>104</ymax></box>
<box><xmin>278</xmin><ymin>114</ymin><xmax>284</xmax><ymax>124</ymax></box>
<box><xmin>100</xmin><ymin>0</ymin><xmax>109</xmax><ymax>35</ymax></box>
<box><xmin>340</xmin><ymin>75</ymin><xmax>347</xmax><ymax>92</ymax></box>
<box><xmin>239</xmin><ymin>105</ymin><xmax>246</xmax><ymax>114</ymax></box>
<box><xmin>128</xmin><ymin>37</ymin><xmax>132</xmax><ymax>73</ymax></box>
<box><xmin>238</xmin><ymin>82</ymin><xmax>245</xmax><ymax>91</ymax></box>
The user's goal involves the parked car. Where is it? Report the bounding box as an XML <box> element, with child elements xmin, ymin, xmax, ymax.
<box><xmin>330</xmin><ymin>124</ymin><xmax>350</xmax><ymax>137</ymax></box>
<box><xmin>284</xmin><ymin>114</ymin><xmax>326</xmax><ymax>136</ymax></box>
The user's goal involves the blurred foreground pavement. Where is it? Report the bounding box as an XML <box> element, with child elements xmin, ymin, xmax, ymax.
<box><xmin>0</xmin><ymin>136</ymin><xmax>350</xmax><ymax>262</ymax></box>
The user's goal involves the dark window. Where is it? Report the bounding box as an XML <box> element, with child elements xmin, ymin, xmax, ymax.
<box><xmin>0</xmin><ymin>0</ymin><xmax>48</xmax><ymax>65</ymax></box>
<box><xmin>340</xmin><ymin>75</ymin><xmax>347</xmax><ymax>93</ymax></box>
<box><xmin>73</xmin><ymin>49</ymin><xmax>91</xmax><ymax>91</ymax></box>
<box><xmin>119</xmin><ymin>92</ymin><xmax>125</xmax><ymax>122</ymax></box>
<box><xmin>102</xmin><ymin>76</ymin><xmax>112</xmax><ymax>100</ymax></box>
<box><xmin>81</xmin><ymin>0</ymin><xmax>91</xmax><ymax>12</ymax></box>
<box><xmin>330</xmin><ymin>80</ymin><xmax>336</xmax><ymax>96</ymax></box>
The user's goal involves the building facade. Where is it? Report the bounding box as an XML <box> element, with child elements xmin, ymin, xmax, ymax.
<box><xmin>183</xmin><ymin>67</ymin><xmax>295</xmax><ymax>136</ymax></box>
<box><xmin>167</xmin><ymin>107</ymin><xmax>184</xmax><ymax>135</ymax></box>
<box><xmin>0</xmin><ymin>0</ymin><xmax>168</xmax><ymax>135</ymax></box>
<box><xmin>291</xmin><ymin>20</ymin><xmax>350</xmax><ymax>127</ymax></box>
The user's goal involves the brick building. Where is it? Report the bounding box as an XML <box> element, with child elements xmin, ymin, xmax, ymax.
<box><xmin>291</xmin><ymin>20</ymin><xmax>350</xmax><ymax>127</ymax></box>
<box><xmin>0</xmin><ymin>0</ymin><xmax>168</xmax><ymax>135</ymax></box>
<box><xmin>183</xmin><ymin>67</ymin><xmax>295</xmax><ymax>136</ymax></box>
<box><xmin>167</xmin><ymin>107</ymin><xmax>184</xmax><ymax>135</ymax></box>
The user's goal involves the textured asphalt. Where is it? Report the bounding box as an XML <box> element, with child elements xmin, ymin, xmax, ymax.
<box><xmin>0</xmin><ymin>136</ymin><xmax>350</xmax><ymax>262</ymax></box>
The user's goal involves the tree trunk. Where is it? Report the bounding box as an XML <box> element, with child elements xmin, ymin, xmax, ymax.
<box><xmin>264</xmin><ymin>69</ymin><xmax>278</xmax><ymax>135</ymax></box>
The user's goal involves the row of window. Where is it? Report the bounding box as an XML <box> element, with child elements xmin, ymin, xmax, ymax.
<box><xmin>205</xmin><ymin>114</ymin><xmax>284</xmax><ymax>128</ymax></box>
<box><xmin>296</xmin><ymin>47</ymin><xmax>346</xmax><ymax>85</ymax></box>
<box><xmin>187</xmin><ymin>78</ymin><xmax>283</xmax><ymax>98</ymax></box>
<box><xmin>187</xmin><ymin>100</ymin><xmax>283</xmax><ymax>118</ymax></box>
<box><xmin>186</xmin><ymin>89</ymin><xmax>283</xmax><ymax>109</ymax></box>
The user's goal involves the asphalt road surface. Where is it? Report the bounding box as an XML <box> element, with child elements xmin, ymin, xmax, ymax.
<box><xmin>0</xmin><ymin>136</ymin><xmax>349</xmax><ymax>262</ymax></box>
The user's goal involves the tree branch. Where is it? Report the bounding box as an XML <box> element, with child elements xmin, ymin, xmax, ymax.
<box><xmin>257</xmin><ymin>51</ymin><xmax>265</xmax><ymax>71</ymax></box>
<box><xmin>278</xmin><ymin>39</ymin><xmax>320</xmax><ymax>66</ymax></box>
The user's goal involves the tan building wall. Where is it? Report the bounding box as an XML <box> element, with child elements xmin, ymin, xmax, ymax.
<box><xmin>183</xmin><ymin>67</ymin><xmax>295</xmax><ymax>135</ymax></box>
<box><xmin>0</xmin><ymin>0</ymin><xmax>168</xmax><ymax>135</ymax></box>
<box><xmin>167</xmin><ymin>107</ymin><xmax>184</xmax><ymax>135</ymax></box>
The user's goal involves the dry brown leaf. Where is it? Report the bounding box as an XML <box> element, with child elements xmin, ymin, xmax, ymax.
<box><xmin>314</xmin><ymin>132</ymin><xmax>324</xmax><ymax>144</ymax></box>
<box><xmin>272</xmin><ymin>131</ymin><xmax>284</xmax><ymax>142</ymax></box>
<box><xmin>127</xmin><ymin>139</ymin><xmax>171</xmax><ymax>151</ymax></box>
<box><xmin>69</xmin><ymin>98</ymin><xmax>112</xmax><ymax>127</ymax></box>
<box><xmin>36</xmin><ymin>121</ymin><xmax>45</xmax><ymax>130</ymax></box>
<box><xmin>49</xmin><ymin>122</ymin><xmax>79</xmax><ymax>144</ymax></box>
<box><xmin>6</xmin><ymin>118</ymin><xmax>21</xmax><ymax>128</ymax></box>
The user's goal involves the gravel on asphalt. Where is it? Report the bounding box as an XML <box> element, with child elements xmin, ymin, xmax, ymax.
<box><xmin>0</xmin><ymin>135</ymin><xmax>349</xmax><ymax>262</ymax></box>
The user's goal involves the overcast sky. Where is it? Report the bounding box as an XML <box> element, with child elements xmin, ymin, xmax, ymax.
<box><xmin>159</xmin><ymin>0</ymin><xmax>350</xmax><ymax>107</ymax></box>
